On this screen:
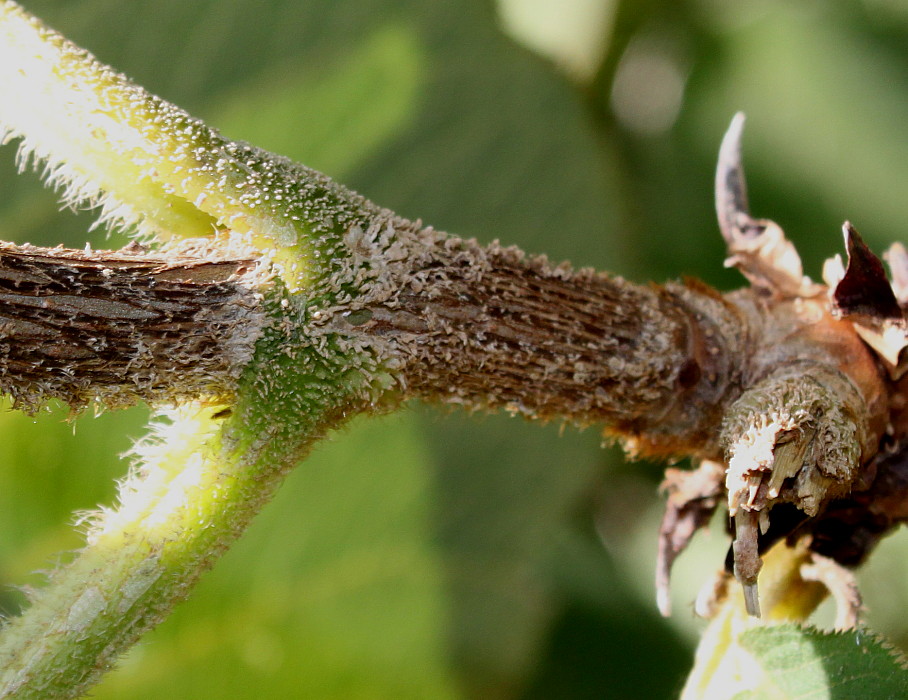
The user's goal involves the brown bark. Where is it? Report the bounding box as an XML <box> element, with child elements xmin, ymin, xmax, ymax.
<box><xmin>0</xmin><ymin>241</ymin><xmax>264</xmax><ymax>410</ymax></box>
<box><xmin>0</xmin><ymin>235</ymin><xmax>885</xmax><ymax>468</ymax></box>
<box><xmin>357</xmin><ymin>242</ymin><xmax>747</xmax><ymax>459</ymax></box>
<box><xmin>0</xmin><ymin>228</ymin><xmax>902</xmax><ymax>621</ymax></box>
<box><xmin>0</xmin><ymin>236</ymin><xmax>750</xmax><ymax>460</ymax></box>
<box><xmin>0</xmin><ymin>239</ymin><xmax>747</xmax><ymax>462</ymax></box>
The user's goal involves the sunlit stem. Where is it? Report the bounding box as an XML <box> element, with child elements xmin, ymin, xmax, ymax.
<box><xmin>0</xmin><ymin>1</ymin><xmax>382</xmax><ymax>291</ymax></box>
<box><xmin>0</xmin><ymin>397</ymin><xmax>328</xmax><ymax>699</ymax></box>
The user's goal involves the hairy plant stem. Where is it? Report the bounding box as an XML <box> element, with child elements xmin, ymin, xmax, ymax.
<box><xmin>355</xmin><ymin>240</ymin><xmax>746</xmax><ymax>457</ymax></box>
<box><xmin>0</xmin><ymin>228</ymin><xmax>889</xmax><ymax>698</ymax></box>
<box><xmin>0</xmin><ymin>237</ymin><xmax>751</xmax><ymax>455</ymax></box>
<box><xmin>2</xmin><ymin>1</ymin><xmax>906</xmax><ymax>695</ymax></box>
<box><xmin>0</xmin><ymin>283</ymin><xmax>384</xmax><ymax>698</ymax></box>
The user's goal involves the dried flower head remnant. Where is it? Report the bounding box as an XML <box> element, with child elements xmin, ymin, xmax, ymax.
<box><xmin>2</xmin><ymin>0</ymin><xmax>908</xmax><ymax>694</ymax></box>
<box><xmin>656</xmin><ymin>114</ymin><xmax>901</xmax><ymax>619</ymax></box>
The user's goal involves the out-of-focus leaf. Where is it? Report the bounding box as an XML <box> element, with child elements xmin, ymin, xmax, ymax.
<box><xmin>211</xmin><ymin>23</ymin><xmax>423</xmax><ymax>180</ymax></box>
<box><xmin>21</xmin><ymin>0</ymin><xmax>908</xmax><ymax>697</ymax></box>
<box><xmin>689</xmin><ymin>4</ymin><xmax>908</xmax><ymax>264</ymax></box>
<box><xmin>0</xmin><ymin>401</ymin><xmax>148</xmax><ymax>611</ymax></box>
<box><xmin>93</xmin><ymin>414</ymin><xmax>461</xmax><ymax>699</ymax></box>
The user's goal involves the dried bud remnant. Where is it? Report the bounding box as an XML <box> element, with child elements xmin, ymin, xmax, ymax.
<box><xmin>684</xmin><ymin>116</ymin><xmax>893</xmax><ymax>618</ymax></box>
<box><xmin>722</xmin><ymin>366</ymin><xmax>866</xmax><ymax>520</ymax></box>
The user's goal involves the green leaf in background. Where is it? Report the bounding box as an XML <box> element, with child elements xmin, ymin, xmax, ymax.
<box><xmin>688</xmin><ymin>3</ymin><xmax>908</xmax><ymax>268</ymax></box>
<box><xmin>735</xmin><ymin>624</ymin><xmax>908</xmax><ymax>700</ymax></box>
<box><xmin>93</xmin><ymin>413</ymin><xmax>460</xmax><ymax>698</ymax></box>
<box><xmin>212</xmin><ymin>22</ymin><xmax>423</xmax><ymax>181</ymax></box>
<box><xmin>0</xmin><ymin>402</ymin><xmax>149</xmax><ymax>615</ymax></box>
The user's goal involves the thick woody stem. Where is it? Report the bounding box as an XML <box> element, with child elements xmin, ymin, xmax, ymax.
<box><xmin>0</xmin><ymin>241</ymin><xmax>265</xmax><ymax>410</ymax></box>
<box><xmin>0</xmin><ymin>238</ymin><xmax>746</xmax><ymax>460</ymax></box>
<box><xmin>348</xmin><ymin>240</ymin><xmax>747</xmax><ymax>457</ymax></box>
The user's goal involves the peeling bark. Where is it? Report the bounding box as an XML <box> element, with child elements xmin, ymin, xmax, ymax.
<box><xmin>354</xmin><ymin>240</ymin><xmax>746</xmax><ymax>458</ymax></box>
<box><xmin>1</xmin><ymin>205</ymin><xmax>902</xmax><ymax>626</ymax></box>
<box><xmin>5</xmin><ymin>2</ymin><xmax>908</xmax><ymax>689</ymax></box>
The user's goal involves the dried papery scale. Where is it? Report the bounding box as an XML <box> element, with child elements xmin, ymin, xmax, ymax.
<box><xmin>825</xmin><ymin>223</ymin><xmax>908</xmax><ymax>376</ymax></box>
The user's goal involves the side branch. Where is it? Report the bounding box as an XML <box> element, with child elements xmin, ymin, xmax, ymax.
<box><xmin>0</xmin><ymin>241</ymin><xmax>265</xmax><ymax>409</ymax></box>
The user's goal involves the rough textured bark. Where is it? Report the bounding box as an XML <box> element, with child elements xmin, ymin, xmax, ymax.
<box><xmin>5</xmin><ymin>6</ymin><xmax>908</xmax><ymax>684</ymax></box>
<box><xmin>2</xmin><ymin>141</ymin><xmax>905</xmax><ymax>627</ymax></box>
<box><xmin>0</xmin><ymin>235</ymin><xmax>750</xmax><ymax>460</ymax></box>
<box><xmin>355</xmin><ymin>239</ymin><xmax>746</xmax><ymax>457</ymax></box>
<box><xmin>0</xmin><ymin>241</ymin><xmax>265</xmax><ymax>409</ymax></box>
<box><xmin>9</xmin><ymin>2</ymin><xmax>908</xmax><ymax>694</ymax></box>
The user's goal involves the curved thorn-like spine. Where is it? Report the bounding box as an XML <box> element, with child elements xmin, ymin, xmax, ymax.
<box><xmin>714</xmin><ymin>113</ymin><xmax>816</xmax><ymax>297</ymax></box>
<box><xmin>655</xmin><ymin>460</ymin><xmax>724</xmax><ymax>618</ymax></box>
<box><xmin>799</xmin><ymin>553</ymin><xmax>863</xmax><ymax>631</ymax></box>
<box><xmin>715</xmin><ymin>112</ymin><xmax>752</xmax><ymax>244</ymax></box>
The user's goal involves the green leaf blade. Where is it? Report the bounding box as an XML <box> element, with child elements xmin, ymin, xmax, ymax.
<box><xmin>738</xmin><ymin>625</ymin><xmax>908</xmax><ymax>700</ymax></box>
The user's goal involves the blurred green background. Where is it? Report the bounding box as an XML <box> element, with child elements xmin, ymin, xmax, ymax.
<box><xmin>3</xmin><ymin>0</ymin><xmax>908</xmax><ymax>697</ymax></box>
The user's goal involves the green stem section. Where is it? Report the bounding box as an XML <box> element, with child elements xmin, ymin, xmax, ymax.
<box><xmin>0</xmin><ymin>0</ymin><xmax>389</xmax><ymax>293</ymax></box>
<box><xmin>0</xmin><ymin>4</ymin><xmax>404</xmax><ymax>694</ymax></box>
<box><xmin>0</xmin><ymin>288</ymin><xmax>387</xmax><ymax>698</ymax></box>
